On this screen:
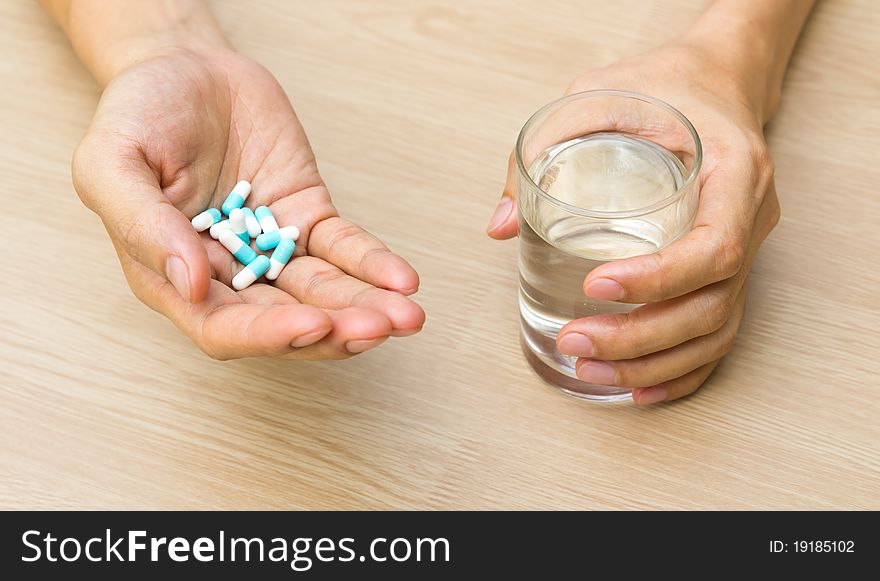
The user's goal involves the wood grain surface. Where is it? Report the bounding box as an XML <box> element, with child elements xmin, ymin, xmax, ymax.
<box><xmin>1</xmin><ymin>0</ymin><xmax>877</xmax><ymax>510</ymax></box>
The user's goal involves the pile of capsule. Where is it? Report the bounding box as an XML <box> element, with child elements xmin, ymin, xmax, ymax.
<box><xmin>190</xmin><ymin>180</ymin><xmax>300</xmax><ymax>290</ymax></box>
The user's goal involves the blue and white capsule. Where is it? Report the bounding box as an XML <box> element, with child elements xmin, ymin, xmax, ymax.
<box><xmin>241</xmin><ymin>207</ymin><xmax>262</xmax><ymax>238</ymax></box>
<box><xmin>255</xmin><ymin>206</ymin><xmax>279</xmax><ymax>233</ymax></box>
<box><xmin>191</xmin><ymin>208</ymin><xmax>222</xmax><ymax>232</ymax></box>
<box><xmin>266</xmin><ymin>239</ymin><xmax>296</xmax><ymax>280</ymax></box>
<box><xmin>256</xmin><ymin>226</ymin><xmax>300</xmax><ymax>251</ymax></box>
<box><xmin>221</xmin><ymin>180</ymin><xmax>252</xmax><ymax>216</ymax></box>
<box><xmin>232</xmin><ymin>255</ymin><xmax>270</xmax><ymax>290</ymax></box>
<box><xmin>209</xmin><ymin>219</ymin><xmax>232</xmax><ymax>240</ymax></box>
<box><xmin>229</xmin><ymin>208</ymin><xmax>250</xmax><ymax>243</ymax></box>
<box><xmin>219</xmin><ymin>230</ymin><xmax>257</xmax><ymax>265</ymax></box>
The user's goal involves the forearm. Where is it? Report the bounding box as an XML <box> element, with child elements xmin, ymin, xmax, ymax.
<box><xmin>38</xmin><ymin>0</ymin><xmax>230</xmax><ymax>86</ymax></box>
<box><xmin>680</xmin><ymin>0</ymin><xmax>816</xmax><ymax>122</ymax></box>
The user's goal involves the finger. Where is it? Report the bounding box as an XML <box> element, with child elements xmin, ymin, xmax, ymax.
<box><xmin>631</xmin><ymin>361</ymin><xmax>720</xmax><ymax>405</ymax></box>
<box><xmin>558</xmin><ymin>276</ymin><xmax>742</xmax><ymax>361</ymax></box>
<box><xmin>489</xmin><ymin>89</ymin><xmax>700</xmax><ymax>241</ymax></box>
<box><xmin>73</xmin><ymin>132</ymin><xmax>211</xmax><ymax>302</ymax></box>
<box><xmin>205</xmin><ymin>240</ymin><xmax>423</xmax><ymax>336</ymax></box>
<box><xmin>196</xmin><ymin>289</ymin><xmax>333</xmax><ymax>358</ymax></box>
<box><xmin>307</xmin><ymin>216</ymin><xmax>420</xmax><ymax>295</ymax></box>
<box><xmin>274</xmin><ymin>256</ymin><xmax>425</xmax><ymax>337</ymax></box>
<box><xmin>261</xmin><ymin>184</ymin><xmax>335</xmax><ymax>256</ymax></box>
<box><xmin>582</xmin><ymin>161</ymin><xmax>765</xmax><ymax>304</ymax></box>
<box><xmin>487</xmin><ymin>152</ymin><xmax>519</xmax><ymax>239</ymax></box>
<box><xmin>574</xmin><ymin>287</ymin><xmax>745</xmax><ymax>387</ymax></box>
<box><xmin>283</xmin><ymin>307</ymin><xmax>394</xmax><ymax>360</ymax></box>
<box><xmin>121</xmin><ymin>258</ymin><xmax>333</xmax><ymax>358</ymax></box>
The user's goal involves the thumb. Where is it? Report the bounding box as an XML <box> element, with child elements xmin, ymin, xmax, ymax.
<box><xmin>487</xmin><ymin>151</ymin><xmax>519</xmax><ymax>239</ymax></box>
<box><xmin>73</xmin><ymin>134</ymin><xmax>211</xmax><ymax>303</ymax></box>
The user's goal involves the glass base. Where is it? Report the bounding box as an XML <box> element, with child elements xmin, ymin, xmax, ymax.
<box><xmin>520</xmin><ymin>333</ymin><xmax>633</xmax><ymax>403</ymax></box>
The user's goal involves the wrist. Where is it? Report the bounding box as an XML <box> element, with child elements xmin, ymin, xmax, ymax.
<box><xmin>676</xmin><ymin>0</ymin><xmax>816</xmax><ymax>125</ymax></box>
<box><xmin>62</xmin><ymin>0</ymin><xmax>230</xmax><ymax>86</ymax></box>
<box><xmin>678</xmin><ymin>21</ymin><xmax>779</xmax><ymax>124</ymax></box>
<box><xmin>99</xmin><ymin>30</ymin><xmax>231</xmax><ymax>85</ymax></box>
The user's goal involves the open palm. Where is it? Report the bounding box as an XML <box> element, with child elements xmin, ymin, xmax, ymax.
<box><xmin>74</xmin><ymin>48</ymin><xmax>424</xmax><ymax>359</ymax></box>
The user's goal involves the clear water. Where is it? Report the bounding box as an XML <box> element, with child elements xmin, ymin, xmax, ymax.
<box><xmin>519</xmin><ymin>133</ymin><xmax>687</xmax><ymax>400</ymax></box>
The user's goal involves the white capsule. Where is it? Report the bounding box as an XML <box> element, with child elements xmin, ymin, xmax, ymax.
<box><xmin>229</xmin><ymin>208</ymin><xmax>249</xmax><ymax>243</ymax></box>
<box><xmin>191</xmin><ymin>208</ymin><xmax>222</xmax><ymax>232</ymax></box>
<box><xmin>233</xmin><ymin>180</ymin><xmax>251</xmax><ymax>196</ymax></box>
<box><xmin>219</xmin><ymin>229</ymin><xmax>257</xmax><ymax>265</ymax></box>
<box><xmin>266</xmin><ymin>239</ymin><xmax>296</xmax><ymax>281</ymax></box>
<box><xmin>255</xmin><ymin>206</ymin><xmax>279</xmax><ymax>233</ymax></box>
<box><xmin>241</xmin><ymin>207</ymin><xmax>262</xmax><ymax>238</ymax></box>
<box><xmin>232</xmin><ymin>255</ymin><xmax>270</xmax><ymax>291</ymax></box>
<box><xmin>209</xmin><ymin>219</ymin><xmax>232</xmax><ymax>240</ymax></box>
<box><xmin>255</xmin><ymin>225</ymin><xmax>300</xmax><ymax>250</ymax></box>
<box><xmin>221</xmin><ymin>180</ymin><xmax>252</xmax><ymax>215</ymax></box>
<box><xmin>280</xmin><ymin>225</ymin><xmax>300</xmax><ymax>242</ymax></box>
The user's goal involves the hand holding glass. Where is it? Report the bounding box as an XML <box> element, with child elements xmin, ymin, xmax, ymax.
<box><xmin>517</xmin><ymin>91</ymin><xmax>702</xmax><ymax>401</ymax></box>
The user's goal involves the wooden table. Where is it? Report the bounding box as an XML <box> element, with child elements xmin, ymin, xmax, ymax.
<box><xmin>1</xmin><ymin>0</ymin><xmax>877</xmax><ymax>510</ymax></box>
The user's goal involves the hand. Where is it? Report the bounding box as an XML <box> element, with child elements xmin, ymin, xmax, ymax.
<box><xmin>74</xmin><ymin>47</ymin><xmax>424</xmax><ymax>359</ymax></box>
<box><xmin>488</xmin><ymin>44</ymin><xmax>780</xmax><ymax>403</ymax></box>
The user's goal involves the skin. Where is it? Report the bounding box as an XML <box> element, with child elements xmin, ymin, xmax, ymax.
<box><xmin>488</xmin><ymin>0</ymin><xmax>815</xmax><ymax>404</ymax></box>
<box><xmin>41</xmin><ymin>0</ymin><xmax>814</xmax><ymax>391</ymax></box>
<box><xmin>41</xmin><ymin>1</ymin><xmax>425</xmax><ymax>360</ymax></box>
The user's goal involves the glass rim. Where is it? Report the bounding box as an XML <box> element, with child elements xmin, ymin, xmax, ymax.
<box><xmin>514</xmin><ymin>89</ymin><xmax>703</xmax><ymax>219</ymax></box>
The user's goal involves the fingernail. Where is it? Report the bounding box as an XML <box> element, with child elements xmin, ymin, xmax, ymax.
<box><xmin>291</xmin><ymin>328</ymin><xmax>330</xmax><ymax>348</ymax></box>
<box><xmin>345</xmin><ymin>337</ymin><xmax>387</xmax><ymax>354</ymax></box>
<box><xmin>576</xmin><ymin>360</ymin><xmax>616</xmax><ymax>385</ymax></box>
<box><xmin>165</xmin><ymin>256</ymin><xmax>191</xmax><ymax>302</ymax></box>
<box><xmin>584</xmin><ymin>278</ymin><xmax>625</xmax><ymax>301</ymax></box>
<box><xmin>635</xmin><ymin>387</ymin><xmax>667</xmax><ymax>405</ymax></box>
<box><xmin>487</xmin><ymin>196</ymin><xmax>514</xmax><ymax>233</ymax></box>
<box><xmin>558</xmin><ymin>332</ymin><xmax>594</xmax><ymax>357</ymax></box>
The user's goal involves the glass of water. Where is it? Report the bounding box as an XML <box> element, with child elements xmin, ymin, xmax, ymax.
<box><xmin>517</xmin><ymin>90</ymin><xmax>702</xmax><ymax>402</ymax></box>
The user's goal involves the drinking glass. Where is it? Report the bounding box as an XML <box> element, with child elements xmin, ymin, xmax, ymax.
<box><xmin>517</xmin><ymin>90</ymin><xmax>702</xmax><ymax>402</ymax></box>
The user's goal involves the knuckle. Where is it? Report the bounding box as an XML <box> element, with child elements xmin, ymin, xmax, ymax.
<box><xmin>326</xmin><ymin>221</ymin><xmax>365</xmax><ymax>251</ymax></box>
<box><xmin>598</xmin><ymin>311</ymin><xmax>650</xmax><ymax>359</ymax></box>
<box><xmin>613</xmin><ymin>365</ymin><xmax>641</xmax><ymax>388</ymax></box>
<box><xmin>695</xmin><ymin>289</ymin><xmax>733</xmax><ymax>335</ymax></box>
<box><xmin>715</xmin><ymin>326</ymin><xmax>738</xmax><ymax>358</ymax></box>
<box><xmin>712</xmin><ymin>234</ymin><xmax>745</xmax><ymax>280</ymax></box>
<box><xmin>750</xmin><ymin>139</ymin><xmax>774</xmax><ymax>176</ymax></box>
<box><xmin>118</xmin><ymin>214</ymin><xmax>151</xmax><ymax>264</ymax></box>
<box><xmin>767</xmin><ymin>193</ymin><xmax>782</xmax><ymax>231</ymax></box>
<box><xmin>194</xmin><ymin>307</ymin><xmax>231</xmax><ymax>362</ymax></box>
<box><xmin>359</xmin><ymin>246</ymin><xmax>391</xmax><ymax>270</ymax></box>
<box><xmin>714</xmin><ymin>303</ymin><xmax>745</xmax><ymax>358</ymax></box>
<box><xmin>745</xmin><ymin>135</ymin><xmax>776</xmax><ymax>193</ymax></box>
<box><xmin>597</xmin><ymin>314</ymin><xmax>629</xmax><ymax>354</ymax></box>
<box><xmin>303</xmin><ymin>264</ymin><xmax>347</xmax><ymax>298</ymax></box>
<box><xmin>650</xmin><ymin>251</ymin><xmax>673</xmax><ymax>298</ymax></box>
<box><xmin>761</xmin><ymin>154</ymin><xmax>776</xmax><ymax>182</ymax></box>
